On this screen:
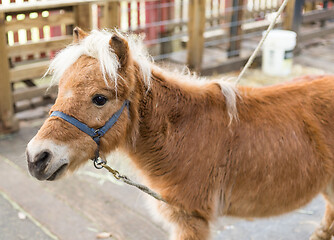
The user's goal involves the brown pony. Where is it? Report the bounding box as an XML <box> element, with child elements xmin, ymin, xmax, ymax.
<box><xmin>26</xmin><ymin>28</ymin><xmax>334</xmax><ymax>240</ymax></box>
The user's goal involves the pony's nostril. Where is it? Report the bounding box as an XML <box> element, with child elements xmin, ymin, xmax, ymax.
<box><xmin>39</xmin><ymin>151</ymin><xmax>49</xmax><ymax>162</ymax></box>
<box><xmin>34</xmin><ymin>151</ymin><xmax>52</xmax><ymax>170</ymax></box>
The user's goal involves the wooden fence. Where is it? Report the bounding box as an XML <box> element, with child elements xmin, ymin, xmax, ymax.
<box><xmin>0</xmin><ymin>0</ymin><xmax>105</xmax><ymax>133</ymax></box>
<box><xmin>0</xmin><ymin>0</ymin><xmax>333</xmax><ymax>134</ymax></box>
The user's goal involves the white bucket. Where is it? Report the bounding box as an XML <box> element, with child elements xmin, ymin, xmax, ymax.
<box><xmin>262</xmin><ymin>30</ymin><xmax>297</xmax><ymax>76</ymax></box>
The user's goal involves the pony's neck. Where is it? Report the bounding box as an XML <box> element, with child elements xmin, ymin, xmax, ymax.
<box><xmin>122</xmin><ymin>65</ymin><xmax>231</xmax><ymax>190</ymax></box>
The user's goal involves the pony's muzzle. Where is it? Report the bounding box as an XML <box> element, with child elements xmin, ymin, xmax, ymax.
<box><xmin>27</xmin><ymin>150</ymin><xmax>51</xmax><ymax>179</ymax></box>
<box><xmin>26</xmin><ymin>138</ymin><xmax>69</xmax><ymax>181</ymax></box>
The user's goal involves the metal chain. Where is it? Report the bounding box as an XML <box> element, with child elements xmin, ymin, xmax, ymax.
<box><xmin>94</xmin><ymin>158</ymin><xmax>167</xmax><ymax>203</ymax></box>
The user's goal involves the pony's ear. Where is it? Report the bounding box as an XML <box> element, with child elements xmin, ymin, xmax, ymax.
<box><xmin>109</xmin><ymin>33</ymin><xmax>130</xmax><ymax>68</ymax></box>
<box><xmin>73</xmin><ymin>27</ymin><xmax>88</xmax><ymax>43</ymax></box>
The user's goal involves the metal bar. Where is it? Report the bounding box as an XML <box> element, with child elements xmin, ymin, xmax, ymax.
<box><xmin>321</xmin><ymin>0</ymin><xmax>329</xmax><ymax>27</ymax></box>
<box><xmin>292</xmin><ymin>0</ymin><xmax>305</xmax><ymax>33</ymax></box>
<box><xmin>228</xmin><ymin>0</ymin><xmax>245</xmax><ymax>58</ymax></box>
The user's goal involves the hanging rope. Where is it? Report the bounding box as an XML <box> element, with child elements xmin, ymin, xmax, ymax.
<box><xmin>235</xmin><ymin>0</ymin><xmax>291</xmax><ymax>84</ymax></box>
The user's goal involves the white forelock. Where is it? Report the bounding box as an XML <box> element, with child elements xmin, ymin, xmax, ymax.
<box><xmin>46</xmin><ymin>29</ymin><xmax>152</xmax><ymax>89</ymax></box>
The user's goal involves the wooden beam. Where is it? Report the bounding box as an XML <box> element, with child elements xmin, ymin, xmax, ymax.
<box><xmin>181</xmin><ymin>20</ymin><xmax>283</xmax><ymax>48</ymax></box>
<box><xmin>304</xmin><ymin>0</ymin><xmax>316</xmax><ymax>11</ymax></box>
<box><xmin>187</xmin><ymin>0</ymin><xmax>206</xmax><ymax>72</ymax></box>
<box><xmin>0</xmin><ymin>0</ymin><xmax>98</xmax><ymax>13</ymax></box>
<box><xmin>302</xmin><ymin>8</ymin><xmax>334</xmax><ymax>23</ymax></box>
<box><xmin>14</xmin><ymin>97</ymin><xmax>55</xmax><ymax>113</ymax></box>
<box><xmin>98</xmin><ymin>2</ymin><xmax>108</xmax><ymax>29</ymax></box>
<box><xmin>0</xmin><ymin>12</ymin><xmax>18</xmax><ymax>133</ymax></box>
<box><xmin>13</xmin><ymin>85</ymin><xmax>57</xmax><ymax>102</ymax></box>
<box><xmin>100</xmin><ymin>1</ymin><xmax>121</xmax><ymax>29</ymax></box>
<box><xmin>5</xmin><ymin>11</ymin><xmax>74</xmax><ymax>33</ymax></box>
<box><xmin>299</xmin><ymin>25</ymin><xmax>334</xmax><ymax>42</ymax></box>
<box><xmin>74</xmin><ymin>3</ymin><xmax>92</xmax><ymax>31</ymax></box>
<box><xmin>10</xmin><ymin>60</ymin><xmax>50</xmax><ymax>83</ymax></box>
<box><xmin>201</xmin><ymin>54</ymin><xmax>262</xmax><ymax>76</ymax></box>
<box><xmin>8</xmin><ymin>35</ymin><xmax>72</xmax><ymax>58</ymax></box>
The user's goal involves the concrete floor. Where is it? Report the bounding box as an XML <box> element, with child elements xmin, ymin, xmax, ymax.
<box><xmin>0</xmin><ymin>192</ymin><xmax>53</xmax><ymax>240</ymax></box>
<box><xmin>0</xmin><ymin>122</ymin><xmax>328</xmax><ymax>240</ymax></box>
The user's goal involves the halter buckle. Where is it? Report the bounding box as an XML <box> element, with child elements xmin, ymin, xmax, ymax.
<box><xmin>93</xmin><ymin>129</ymin><xmax>101</xmax><ymax>138</ymax></box>
<box><xmin>93</xmin><ymin>157</ymin><xmax>106</xmax><ymax>169</ymax></box>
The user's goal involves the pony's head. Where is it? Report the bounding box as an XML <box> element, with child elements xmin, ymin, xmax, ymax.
<box><xmin>26</xmin><ymin>28</ymin><xmax>151</xmax><ymax>181</ymax></box>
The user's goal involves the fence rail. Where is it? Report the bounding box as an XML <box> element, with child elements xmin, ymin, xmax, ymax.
<box><xmin>0</xmin><ymin>0</ymin><xmax>97</xmax><ymax>133</ymax></box>
<box><xmin>0</xmin><ymin>0</ymin><xmax>333</xmax><ymax>133</ymax></box>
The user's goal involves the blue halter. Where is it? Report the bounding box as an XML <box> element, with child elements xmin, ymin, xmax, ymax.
<box><xmin>50</xmin><ymin>100</ymin><xmax>130</xmax><ymax>168</ymax></box>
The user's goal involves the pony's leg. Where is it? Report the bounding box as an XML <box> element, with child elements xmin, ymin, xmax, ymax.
<box><xmin>310</xmin><ymin>181</ymin><xmax>334</xmax><ymax>240</ymax></box>
<box><xmin>310</xmin><ymin>202</ymin><xmax>334</xmax><ymax>240</ymax></box>
<box><xmin>169</xmin><ymin>211</ymin><xmax>210</xmax><ymax>240</ymax></box>
<box><xmin>153</xmin><ymin>200</ymin><xmax>211</xmax><ymax>240</ymax></box>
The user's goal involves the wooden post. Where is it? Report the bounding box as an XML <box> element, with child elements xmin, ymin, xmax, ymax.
<box><xmin>74</xmin><ymin>3</ymin><xmax>92</xmax><ymax>31</ymax></box>
<box><xmin>99</xmin><ymin>1</ymin><xmax>120</xmax><ymax>29</ymax></box>
<box><xmin>304</xmin><ymin>0</ymin><xmax>316</xmax><ymax>12</ymax></box>
<box><xmin>227</xmin><ymin>0</ymin><xmax>244</xmax><ymax>58</ymax></box>
<box><xmin>283</xmin><ymin>0</ymin><xmax>296</xmax><ymax>30</ymax></box>
<box><xmin>187</xmin><ymin>0</ymin><xmax>206</xmax><ymax>73</ymax></box>
<box><xmin>0</xmin><ymin>12</ymin><xmax>18</xmax><ymax>134</ymax></box>
<box><xmin>283</xmin><ymin>0</ymin><xmax>305</xmax><ymax>33</ymax></box>
<box><xmin>108</xmin><ymin>1</ymin><xmax>121</xmax><ymax>29</ymax></box>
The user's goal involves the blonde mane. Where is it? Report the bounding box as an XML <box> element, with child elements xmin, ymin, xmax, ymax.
<box><xmin>46</xmin><ymin>29</ymin><xmax>238</xmax><ymax>119</ymax></box>
<box><xmin>153</xmin><ymin>65</ymin><xmax>239</xmax><ymax>121</ymax></box>
<box><xmin>46</xmin><ymin>29</ymin><xmax>152</xmax><ymax>89</ymax></box>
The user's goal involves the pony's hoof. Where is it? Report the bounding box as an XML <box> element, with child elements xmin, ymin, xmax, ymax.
<box><xmin>310</xmin><ymin>227</ymin><xmax>332</xmax><ymax>240</ymax></box>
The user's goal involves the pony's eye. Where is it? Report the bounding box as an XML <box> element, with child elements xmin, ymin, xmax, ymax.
<box><xmin>92</xmin><ymin>95</ymin><xmax>108</xmax><ymax>106</ymax></box>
